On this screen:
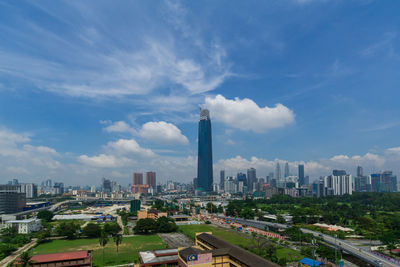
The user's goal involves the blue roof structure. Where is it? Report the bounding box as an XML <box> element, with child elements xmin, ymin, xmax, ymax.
<box><xmin>300</xmin><ymin>258</ymin><xmax>323</xmax><ymax>266</ymax></box>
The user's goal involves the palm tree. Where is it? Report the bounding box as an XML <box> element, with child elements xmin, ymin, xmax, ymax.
<box><xmin>113</xmin><ymin>234</ymin><xmax>123</xmax><ymax>265</ymax></box>
<box><xmin>99</xmin><ymin>230</ymin><xmax>109</xmax><ymax>266</ymax></box>
<box><xmin>18</xmin><ymin>251</ymin><xmax>33</xmax><ymax>267</ymax></box>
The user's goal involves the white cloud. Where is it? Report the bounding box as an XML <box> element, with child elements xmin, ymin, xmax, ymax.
<box><xmin>204</xmin><ymin>94</ymin><xmax>295</xmax><ymax>133</ymax></box>
<box><xmin>139</xmin><ymin>121</ymin><xmax>189</xmax><ymax>145</ymax></box>
<box><xmin>103</xmin><ymin>121</ymin><xmax>136</xmax><ymax>135</ymax></box>
<box><xmin>106</xmin><ymin>139</ymin><xmax>155</xmax><ymax>157</ymax></box>
<box><xmin>78</xmin><ymin>154</ymin><xmax>134</xmax><ymax>168</ymax></box>
<box><xmin>103</xmin><ymin>120</ymin><xmax>189</xmax><ymax>146</ymax></box>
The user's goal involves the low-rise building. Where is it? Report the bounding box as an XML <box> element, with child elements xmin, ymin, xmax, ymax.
<box><xmin>5</xmin><ymin>218</ymin><xmax>41</xmax><ymax>234</ymax></box>
<box><xmin>178</xmin><ymin>232</ymin><xmax>278</xmax><ymax>267</ymax></box>
<box><xmin>138</xmin><ymin>209</ymin><xmax>168</xmax><ymax>220</ymax></box>
<box><xmin>14</xmin><ymin>251</ymin><xmax>92</xmax><ymax>267</ymax></box>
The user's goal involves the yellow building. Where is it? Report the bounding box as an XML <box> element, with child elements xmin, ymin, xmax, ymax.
<box><xmin>137</xmin><ymin>209</ymin><xmax>168</xmax><ymax>220</ymax></box>
<box><xmin>177</xmin><ymin>232</ymin><xmax>278</xmax><ymax>267</ymax></box>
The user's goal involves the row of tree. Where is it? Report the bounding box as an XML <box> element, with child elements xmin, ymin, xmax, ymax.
<box><xmin>134</xmin><ymin>217</ymin><xmax>177</xmax><ymax>234</ymax></box>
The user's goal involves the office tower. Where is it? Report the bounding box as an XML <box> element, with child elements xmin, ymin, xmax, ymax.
<box><xmin>12</xmin><ymin>179</ymin><xmax>19</xmax><ymax>185</ymax></box>
<box><xmin>20</xmin><ymin>183</ymin><xmax>38</xmax><ymax>198</ymax></box>
<box><xmin>220</xmin><ymin>170</ymin><xmax>225</xmax><ymax>190</ymax></box>
<box><xmin>332</xmin><ymin>170</ymin><xmax>346</xmax><ymax>176</ymax></box>
<box><xmin>298</xmin><ymin>164</ymin><xmax>305</xmax><ymax>186</ymax></box>
<box><xmin>224</xmin><ymin>177</ymin><xmax>236</xmax><ymax>194</ymax></box>
<box><xmin>90</xmin><ymin>186</ymin><xmax>96</xmax><ymax>193</ymax></box>
<box><xmin>133</xmin><ymin>173</ymin><xmax>143</xmax><ymax>185</ymax></box>
<box><xmin>101</xmin><ymin>178</ymin><xmax>112</xmax><ymax>193</ymax></box>
<box><xmin>0</xmin><ymin>185</ymin><xmax>26</xmax><ymax>214</ymax></box>
<box><xmin>247</xmin><ymin>168</ymin><xmax>256</xmax><ymax>192</ymax></box>
<box><xmin>357</xmin><ymin>166</ymin><xmax>363</xmax><ymax>177</ymax></box>
<box><xmin>237</xmin><ymin>172</ymin><xmax>247</xmax><ymax>186</ymax></box>
<box><xmin>44</xmin><ymin>179</ymin><xmax>52</xmax><ymax>187</ymax></box>
<box><xmin>197</xmin><ymin>109</ymin><xmax>213</xmax><ymax>192</ymax></box>
<box><xmin>381</xmin><ymin>171</ymin><xmax>397</xmax><ymax>192</ymax></box>
<box><xmin>284</xmin><ymin>162</ymin><xmax>290</xmax><ymax>178</ymax></box>
<box><xmin>146</xmin><ymin>171</ymin><xmax>156</xmax><ymax>188</ymax></box>
<box><xmin>275</xmin><ymin>162</ymin><xmax>281</xmax><ymax>180</ymax></box>
<box><xmin>304</xmin><ymin>176</ymin><xmax>309</xmax><ymax>185</ymax></box>
<box><xmin>54</xmin><ymin>182</ymin><xmax>64</xmax><ymax>194</ymax></box>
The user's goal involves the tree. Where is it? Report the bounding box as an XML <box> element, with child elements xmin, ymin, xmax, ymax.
<box><xmin>276</xmin><ymin>215</ymin><xmax>286</xmax><ymax>224</ymax></box>
<box><xmin>17</xmin><ymin>251</ymin><xmax>33</xmax><ymax>267</ymax></box>
<box><xmin>134</xmin><ymin>218</ymin><xmax>156</xmax><ymax>234</ymax></box>
<box><xmin>103</xmin><ymin>223</ymin><xmax>121</xmax><ymax>236</ymax></box>
<box><xmin>37</xmin><ymin>210</ymin><xmax>54</xmax><ymax>222</ymax></box>
<box><xmin>56</xmin><ymin>221</ymin><xmax>80</xmax><ymax>239</ymax></box>
<box><xmin>264</xmin><ymin>243</ymin><xmax>277</xmax><ymax>260</ymax></box>
<box><xmin>113</xmin><ymin>234</ymin><xmax>123</xmax><ymax>265</ymax></box>
<box><xmin>82</xmin><ymin>223</ymin><xmax>101</xmax><ymax>238</ymax></box>
<box><xmin>99</xmin><ymin>230</ymin><xmax>109</xmax><ymax>267</ymax></box>
<box><xmin>251</xmin><ymin>232</ymin><xmax>268</xmax><ymax>255</ymax></box>
<box><xmin>155</xmin><ymin>217</ymin><xmax>177</xmax><ymax>233</ymax></box>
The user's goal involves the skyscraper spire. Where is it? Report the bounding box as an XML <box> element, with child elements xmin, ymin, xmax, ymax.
<box><xmin>284</xmin><ymin>162</ymin><xmax>290</xmax><ymax>178</ymax></box>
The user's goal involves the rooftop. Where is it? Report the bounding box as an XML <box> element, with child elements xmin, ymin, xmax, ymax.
<box><xmin>15</xmin><ymin>251</ymin><xmax>90</xmax><ymax>265</ymax></box>
<box><xmin>139</xmin><ymin>249</ymin><xmax>178</xmax><ymax>265</ymax></box>
<box><xmin>196</xmin><ymin>233</ymin><xmax>278</xmax><ymax>267</ymax></box>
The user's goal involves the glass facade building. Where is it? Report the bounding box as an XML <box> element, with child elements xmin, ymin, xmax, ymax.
<box><xmin>197</xmin><ymin>109</ymin><xmax>213</xmax><ymax>192</ymax></box>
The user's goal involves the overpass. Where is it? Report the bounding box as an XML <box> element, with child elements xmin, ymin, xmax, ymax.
<box><xmin>221</xmin><ymin>216</ymin><xmax>398</xmax><ymax>267</ymax></box>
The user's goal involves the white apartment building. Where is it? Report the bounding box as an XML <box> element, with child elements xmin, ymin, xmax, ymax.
<box><xmin>5</xmin><ymin>218</ymin><xmax>41</xmax><ymax>234</ymax></box>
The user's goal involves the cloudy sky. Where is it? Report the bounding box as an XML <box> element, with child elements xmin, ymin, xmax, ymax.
<box><xmin>1</xmin><ymin>0</ymin><xmax>400</xmax><ymax>186</ymax></box>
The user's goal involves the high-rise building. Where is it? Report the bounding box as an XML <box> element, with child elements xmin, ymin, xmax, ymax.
<box><xmin>237</xmin><ymin>172</ymin><xmax>247</xmax><ymax>186</ymax></box>
<box><xmin>197</xmin><ymin>109</ymin><xmax>213</xmax><ymax>192</ymax></box>
<box><xmin>371</xmin><ymin>173</ymin><xmax>381</xmax><ymax>192</ymax></box>
<box><xmin>298</xmin><ymin>164</ymin><xmax>305</xmax><ymax>186</ymax></box>
<box><xmin>357</xmin><ymin>166</ymin><xmax>363</xmax><ymax>177</ymax></box>
<box><xmin>247</xmin><ymin>168</ymin><xmax>256</xmax><ymax>192</ymax></box>
<box><xmin>284</xmin><ymin>162</ymin><xmax>290</xmax><ymax>178</ymax></box>
<box><xmin>133</xmin><ymin>173</ymin><xmax>143</xmax><ymax>185</ymax></box>
<box><xmin>381</xmin><ymin>171</ymin><xmax>397</xmax><ymax>192</ymax></box>
<box><xmin>54</xmin><ymin>182</ymin><xmax>64</xmax><ymax>194</ymax></box>
<box><xmin>101</xmin><ymin>178</ymin><xmax>112</xmax><ymax>193</ymax></box>
<box><xmin>275</xmin><ymin>162</ymin><xmax>281</xmax><ymax>180</ymax></box>
<box><xmin>220</xmin><ymin>170</ymin><xmax>225</xmax><ymax>190</ymax></box>
<box><xmin>146</xmin><ymin>171</ymin><xmax>156</xmax><ymax>188</ymax></box>
<box><xmin>20</xmin><ymin>183</ymin><xmax>38</xmax><ymax>198</ymax></box>
<box><xmin>323</xmin><ymin>171</ymin><xmax>352</xmax><ymax>196</ymax></box>
<box><xmin>332</xmin><ymin>170</ymin><xmax>346</xmax><ymax>176</ymax></box>
<box><xmin>0</xmin><ymin>185</ymin><xmax>26</xmax><ymax>214</ymax></box>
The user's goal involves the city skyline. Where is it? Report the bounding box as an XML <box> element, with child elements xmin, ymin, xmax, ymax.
<box><xmin>1</xmin><ymin>1</ymin><xmax>400</xmax><ymax>185</ymax></box>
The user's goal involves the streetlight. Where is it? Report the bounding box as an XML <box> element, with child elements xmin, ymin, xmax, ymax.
<box><xmin>335</xmin><ymin>234</ymin><xmax>337</xmax><ymax>264</ymax></box>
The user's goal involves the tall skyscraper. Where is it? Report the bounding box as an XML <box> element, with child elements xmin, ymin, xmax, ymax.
<box><xmin>357</xmin><ymin>166</ymin><xmax>363</xmax><ymax>177</ymax></box>
<box><xmin>197</xmin><ymin>109</ymin><xmax>213</xmax><ymax>192</ymax></box>
<box><xmin>247</xmin><ymin>168</ymin><xmax>256</xmax><ymax>192</ymax></box>
<box><xmin>298</xmin><ymin>164</ymin><xmax>305</xmax><ymax>186</ymax></box>
<box><xmin>284</xmin><ymin>162</ymin><xmax>290</xmax><ymax>178</ymax></box>
<box><xmin>220</xmin><ymin>170</ymin><xmax>225</xmax><ymax>190</ymax></box>
<box><xmin>275</xmin><ymin>162</ymin><xmax>281</xmax><ymax>180</ymax></box>
<box><xmin>133</xmin><ymin>173</ymin><xmax>143</xmax><ymax>185</ymax></box>
<box><xmin>146</xmin><ymin>171</ymin><xmax>156</xmax><ymax>188</ymax></box>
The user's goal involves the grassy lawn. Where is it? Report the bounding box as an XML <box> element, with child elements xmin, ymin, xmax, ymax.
<box><xmin>179</xmin><ymin>224</ymin><xmax>253</xmax><ymax>247</ymax></box>
<box><xmin>179</xmin><ymin>224</ymin><xmax>304</xmax><ymax>262</ymax></box>
<box><xmin>32</xmin><ymin>235</ymin><xmax>167</xmax><ymax>266</ymax></box>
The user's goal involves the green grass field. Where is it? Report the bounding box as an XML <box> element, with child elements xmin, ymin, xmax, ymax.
<box><xmin>178</xmin><ymin>224</ymin><xmax>304</xmax><ymax>262</ymax></box>
<box><xmin>32</xmin><ymin>235</ymin><xmax>167</xmax><ymax>266</ymax></box>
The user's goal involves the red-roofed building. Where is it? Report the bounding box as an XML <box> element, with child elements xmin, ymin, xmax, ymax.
<box><xmin>15</xmin><ymin>251</ymin><xmax>92</xmax><ymax>267</ymax></box>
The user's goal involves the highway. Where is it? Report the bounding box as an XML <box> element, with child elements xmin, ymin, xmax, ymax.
<box><xmin>222</xmin><ymin>216</ymin><xmax>399</xmax><ymax>267</ymax></box>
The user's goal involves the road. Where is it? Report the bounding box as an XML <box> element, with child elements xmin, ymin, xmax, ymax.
<box><xmin>0</xmin><ymin>239</ymin><xmax>37</xmax><ymax>267</ymax></box>
<box><xmin>222</xmin><ymin>216</ymin><xmax>399</xmax><ymax>267</ymax></box>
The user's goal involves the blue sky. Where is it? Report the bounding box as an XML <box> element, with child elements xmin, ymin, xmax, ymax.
<box><xmin>1</xmin><ymin>0</ymin><xmax>400</xmax><ymax>186</ymax></box>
